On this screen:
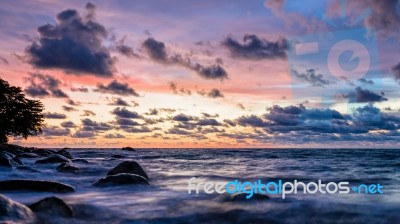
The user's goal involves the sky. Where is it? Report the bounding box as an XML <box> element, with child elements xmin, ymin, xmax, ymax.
<box><xmin>1</xmin><ymin>0</ymin><xmax>400</xmax><ymax>148</ymax></box>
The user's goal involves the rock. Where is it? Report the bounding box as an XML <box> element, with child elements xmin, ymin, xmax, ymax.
<box><xmin>0</xmin><ymin>152</ymin><xmax>20</xmax><ymax>167</ymax></box>
<box><xmin>35</xmin><ymin>154</ymin><xmax>70</xmax><ymax>164</ymax></box>
<box><xmin>0</xmin><ymin>194</ymin><xmax>36</xmax><ymax>223</ymax></box>
<box><xmin>33</xmin><ymin>149</ymin><xmax>53</xmax><ymax>157</ymax></box>
<box><xmin>93</xmin><ymin>174</ymin><xmax>149</xmax><ymax>187</ymax></box>
<box><xmin>57</xmin><ymin>162</ymin><xmax>79</xmax><ymax>173</ymax></box>
<box><xmin>216</xmin><ymin>193</ymin><xmax>270</xmax><ymax>202</ymax></box>
<box><xmin>121</xmin><ymin>147</ymin><xmax>136</xmax><ymax>151</ymax></box>
<box><xmin>111</xmin><ymin>155</ymin><xmax>126</xmax><ymax>158</ymax></box>
<box><xmin>12</xmin><ymin>157</ymin><xmax>24</xmax><ymax>165</ymax></box>
<box><xmin>17</xmin><ymin>152</ymin><xmax>39</xmax><ymax>158</ymax></box>
<box><xmin>106</xmin><ymin>161</ymin><xmax>149</xmax><ymax>180</ymax></box>
<box><xmin>56</xmin><ymin>149</ymin><xmax>73</xmax><ymax>159</ymax></box>
<box><xmin>16</xmin><ymin>166</ymin><xmax>41</xmax><ymax>173</ymax></box>
<box><xmin>0</xmin><ymin>180</ymin><xmax>75</xmax><ymax>193</ymax></box>
<box><xmin>72</xmin><ymin>158</ymin><xmax>89</xmax><ymax>164</ymax></box>
<box><xmin>29</xmin><ymin>197</ymin><xmax>73</xmax><ymax>218</ymax></box>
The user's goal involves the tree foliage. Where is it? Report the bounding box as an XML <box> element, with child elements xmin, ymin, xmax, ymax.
<box><xmin>0</xmin><ymin>78</ymin><xmax>44</xmax><ymax>143</ymax></box>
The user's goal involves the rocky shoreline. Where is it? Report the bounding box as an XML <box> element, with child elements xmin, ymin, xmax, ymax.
<box><xmin>0</xmin><ymin>144</ymin><xmax>149</xmax><ymax>223</ymax></box>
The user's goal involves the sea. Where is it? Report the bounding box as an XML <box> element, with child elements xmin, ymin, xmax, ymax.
<box><xmin>1</xmin><ymin>148</ymin><xmax>400</xmax><ymax>223</ymax></box>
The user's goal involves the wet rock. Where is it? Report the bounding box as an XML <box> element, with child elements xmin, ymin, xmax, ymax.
<box><xmin>0</xmin><ymin>180</ymin><xmax>75</xmax><ymax>193</ymax></box>
<box><xmin>17</xmin><ymin>152</ymin><xmax>39</xmax><ymax>158</ymax></box>
<box><xmin>12</xmin><ymin>157</ymin><xmax>24</xmax><ymax>165</ymax></box>
<box><xmin>35</xmin><ymin>154</ymin><xmax>70</xmax><ymax>164</ymax></box>
<box><xmin>57</xmin><ymin>149</ymin><xmax>73</xmax><ymax>159</ymax></box>
<box><xmin>0</xmin><ymin>194</ymin><xmax>36</xmax><ymax>223</ymax></box>
<box><xmin>216</xmin><ymin>193</ymin><xmax>270</xmax><ymax>202</ymax></box>
<box><xmin>111</xmin><ymin>155</ymin><xmax>126</xmax><ymax>158</ymax></box>
<box><xmin>0</xmin><ymin>152</ymin><xmax>20</xmax><ymax>167</ymax></box>
<box><xmin>29</xmin><ymin>196</ymin><xmax>73</xmax><ymax>218</ymax></box>
<box><xmin>0</xmin><ymin>144</ymin><xmax>25</xmax><ymax>155</ymax></box>
<box><xmin>72</xmin><ymin>158</ymin><xmax>89</xmax><ymax>164</ymax></box>
<box><xmin>57</xmin><ymin>162</ymin><xmax>79</xmax><ymax>173</ymax></box>
<box><xmin>16</xmin><ymin>166</ymin><xmax>41</xmax><ymax>173</ymax></box>
<box><xmin>107</xmin><ymin>161</ymin><xmax>149</xmax><ymax>180</ymax></box>
<box><xmin>121</xmin><ymin>147</ymin><xmax>136</xmax><ymax>151</ymax></box>
<box><xmin>93</xmin><ymin>174</ymin><xmax>149</xmax><ymax>187</ymax></box>
<box><xmin>33</xmin><ymin>149</ymin><xmax>53</xmax><ymax>157</ymax></box>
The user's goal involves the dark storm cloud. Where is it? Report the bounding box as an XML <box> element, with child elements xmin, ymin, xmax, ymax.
<box><xmin>62</xmin><ymin>106</ymin><xmax>78</xmax><ymax>112</ymax></box>
<box><xmin>95</xmin><ymin>80</ymin><xmax>139</xmax><ymax>96</ymax></box>
<box><xmin>207</xmin><ymin>88</ymin><xmax>224</xmax><ymax>98</ymax></box>
<box><xmin>60</xmin><ymin>121</ymin><xmax>77</xmax><ymax>128</ymax></box>
<box><xmin>104</xmin><ymin>133</ymin><xmax>125</xmax><ymax>138</ymax></box>
<box><xmin>81</xmin><ymin>118</ymin><xmax>112</xmax><ymax>131</ymax></box>
<box><xmin>292</xmin><ymin>68</ymin><xmax>332</xmax><ymax>87</ymax></box>
<box><xmin>43</xmin><ymin>126</ymin><xmax>71</xmax><ymax>136</ymax></box>
<box><xmin>25</xmin><ymin>3</ymin><xmax>116</xmax><ymax>77</ymax></box>
<box><xmin>142</xmin><ymin>37</ymin><xmax>228</xmax><ymax>80</ymax></box>
<box><xmin>346</xmin><ymin>87</ymin><xmax>387</xmax><ymax>103</ymax></box>
<box><xmin>237</xmin><ymin>115</ymin><xmax>269</xmax><ymax>127</ymax></box>
<box><xmin>24</xmin><ymin>73</ymin><xmax>68</xmax><ymax>98</ymax></box>
<box><xmin>222</xmin><ymin>34</ymin><xmax>287</xmax><ymax>60</ymax></box>
<box><xmin>43</xmin><ymin>112</ymin><xmax>67</xmax><ymax>119</ymax></box>
<box><xmin>112</xmin><ymin>107</ymin><xmax>142</xmax><ymax>119</ymax></box>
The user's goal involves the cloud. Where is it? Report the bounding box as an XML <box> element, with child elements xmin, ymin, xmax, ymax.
<box><xmin>66</xmin><ymin>99</ymin><xmax>81</xmax><ymax>106</ymax></box>
<box><xmin>95</xmin><ymin>80</ymin><xmax>139</xmax><ymax>96</ymax></box>
<box><xmin>81</xmin><ymin>110</ymin><xmax>96</xmax><ymax>116</ymax></box>
<box><xmin>24</xmin><ymin>73</ymin><xmax>68</xmax><ymax>98</ymax></box>
<box><xmin>196</xmin><ymin>118</ymin><xmax>220</xmax><ymax>126</ymax></box>
<box><xmin>62</xmin><ymin>106</ymin><xmax>78</xmax><ymax>112</ymax></box>
<box><xmin>116</xmin><ymin>118</ymin><xmax>140</xmax><ymax>127</ymax></box>
<box><xmin>104</xmin><ymin>133</ymin><xmax>125</xmax><ymax>138</ymax></box>
<box><xmin>292</xmin><ymin>68</ymin><xmax>332</xmax><ymax>87</ymax></box>
<box><xmin>115</xmin><ymin>36</ymin><xmax>140</xmax><ymax>58</ymax></box>
<box><xmin>172</xmin><ymin>113</ymin><xmax>197</xmax><ymax>122</ymax></box>
<box><xmin>142</xmin><ymin>37</ymin><xmax>228</xmax><ymax>80</ymax></box>
<box><xmin>25</xmin><ymin>3</ymin><xmax>116</xmax><ymax>77</ymax></box>
<box><xmin>222</xmin><ymin>34</ymin><xmax>287</xmax><ymax>60</ymax></box>
<box><xmin>365</xmin><ymin>0</ymin><xmax>400</xmax><ymax>36</ymax></box>
<box><xmin>393</xmin><ymin>62</ymin><xmax>400</xmax><ymax>81</ymax></box>
<box><xmin>43</xmin><ymin>126</ymin><xmax>71</xmax><ymax>136</ymax></box>
<box><xmin>60</xmin><ymin>121</ymin><xmax>77</xmax><ymax>128</ymax></box>
<box><xmin>207</xmin><ymin>88</ymin><xmax>224</xmax><ymax>98</ymax></box>
<box><xmin>112</xmin><ymin>107</ymin><xmax>142</xmax><ymax>119</ymax></box>
<box><xmin>108</xmin><ymin>97</ymin><xmax>130</xmax><ymax>106</ymax></box>
<box><xmin>70</xmin><ymin>86</ymin><xmax>89</xmax><ymax>92</ymax></box>
<box><xmin>72</xmin><ymin>130</ymin><xmax>96</xmax><ymax>138</ymax></box>
<box><xmin>0</xmin><ymin>56</ymin><xmax>8</xmax><ymax>64</ymax></box>
<box><xmin>43</xmin><ymin>112</ymin><xmax>67</xmax><ymax>119</ymax></box>
<box><xmin>123</xmin><ymin>126</ymin><xmax>152</xmax><ymax>133</ymax></box>
<box><xmin>358</xmin><ymin>78</ymin><xmax>374</xmax><ymax>85</ymax></box>
<box><xmin>346</xmin><ymin>87</ymin><xmax>387</xmax><ymax>103</ymax></box>
<box><xmin>81</xmin><ymin>118</ymin><xmax>112</xmax><ymax>131</ymax></box>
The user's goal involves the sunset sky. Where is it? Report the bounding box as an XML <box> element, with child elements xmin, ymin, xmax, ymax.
<box><xmin>1</xmin><ymin>0</ymin><xmax>400</xmax><ymax>148</ymax></box>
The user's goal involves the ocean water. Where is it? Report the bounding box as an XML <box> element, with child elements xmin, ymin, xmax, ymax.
<box><xmin>1</xmin><ymin>148</ymin><xmax>400</xmax><ymax>223</ymax></box>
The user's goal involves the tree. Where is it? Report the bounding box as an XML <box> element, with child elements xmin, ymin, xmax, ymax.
<box><xmin>0</xmin><ymin>78</ymin><xmax>44</xmax><ymax>143</ymax></box>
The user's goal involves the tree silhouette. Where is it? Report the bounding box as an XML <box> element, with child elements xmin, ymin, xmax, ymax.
<box><xmin>0</xmin><ymin>78</ymin><xmax>44</xmax><ymax>143</ymax></box>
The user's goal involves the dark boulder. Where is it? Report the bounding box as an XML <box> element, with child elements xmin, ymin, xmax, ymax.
<box><xmin>33</xmin><ymin>149</ymin><xmax>53</xmax><ymax>157</ymax></box>
<box><xmin>0</xmin><ymin>152</ymin><xmax>21</xmax><ymax>167</ymax></box>
<box><xmin>106</xmin><ymin>161</ymin><xmax>149</xmax><ymax>180</ymax></box>
<box><xmin>29</xmin><ymin>196</ymin><xmax>73</xmax><ymax>218</ymax></box>
<box><xmin>57</xmin><ymin>162</ymin><xmax>79</xmax><ymax>173</ymax></box>
<box><xmin>0</xmin><ymin>194</ymin><xmax>36</xmax><ymax>223</ymax></box>
<box><xmin>72</xmin><ymin>158</ymin><xmax>89</xmax><ymax>164</ymax></box>
<box><xmin>121</xmin><ymin>147</ymin><xmax>136</xmax><ymax>151</ymax></box>
<box><xmin>56</xmin><ymin>149</ymin><xmax>73</xmax><ymax>159</ymax></box>
<box><xmin>93</xmin><ymin>174</ymin><xmax>149</xmax><ymax>187</ymax></box>
<box><xmin>35</xmin><ymin>154</ymin><xmax>70</xmax><ymax>164</ymax></box>
<box><xmin>0</xmin><ymin>180</ymin><xmax>75</xmax><ymax>193</ymax></box>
